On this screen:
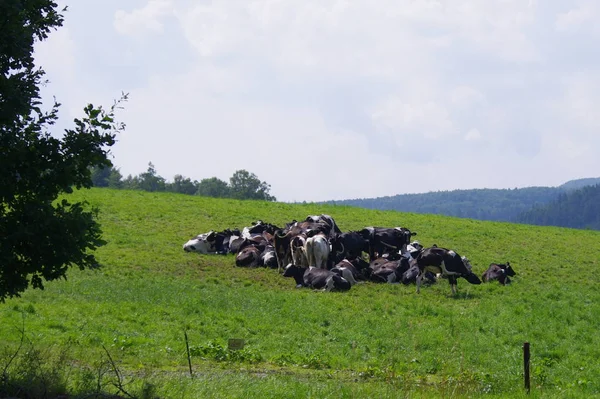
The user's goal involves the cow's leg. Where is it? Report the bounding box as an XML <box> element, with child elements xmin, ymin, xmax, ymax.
<box><xmin>416</xmin><ymin>271</ymin><xmax>422</xmax><ymax>293</ymax></box>
<box><xmin>325</xmin><ymin>276</ymin><xmax>335</xmax><ymax>291</ymax></box>
<box><xmin>341</xmin><ymin>268</ymin><xmax>358</xmax><ymax>285</ymax></box>
<box><xmin>448</xmin><ymin>275</ymin><xmax>458</xmax><ymax>295</ymax></box>
<box><xmin>387</xmin><ymin>271</ymin><xmax>397</xmax><ymax>283</ymax></box>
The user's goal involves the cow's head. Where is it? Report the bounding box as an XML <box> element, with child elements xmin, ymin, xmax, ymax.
<box><xmin>460</xmin><ymin>256</ymin><xmax>482</xmax><ymax>284</ymax></box>
<box><xmin>183</xmin><ymin>231</ymin><xmax>217</xmax><ymax>254</ymax></box>
<box><xmin>504</xmin><ymin>262</ymin><xmax>516</xmax><ymax>277</ymax></box>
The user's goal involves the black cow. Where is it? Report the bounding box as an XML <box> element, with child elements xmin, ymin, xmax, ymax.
<box><xmin>359</xmin><ymin>227</ymin><xmax>417</xmax><ymax>261</ymax></box>
<box><xmin>243</xmin><ymin>220</ymin><xmax>281</xmax><ymax>237</ymax></box>
<box><xmin>283</xmin><ymin>265</ymin><xmax>351</xmax><ymax>291</ymax></box>
<box><xmin>329</xmin><ymin>231</ymin><xmax>370</xmax><ymax>265</ymax></box>
<box><xmin>415</xmin><ymin>247</ymin><xmax>481</xmax><ymax>294</ymax></box>
<box><xmin>482</xmin><ymin>262</ymin><xmax>516</xmax><ymax>285</ymax></box>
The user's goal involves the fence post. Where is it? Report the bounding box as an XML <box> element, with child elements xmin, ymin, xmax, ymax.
<box><xmin>184</xmin><ymin>330</ymin><xmax>193</xmax><ymax>378</ymax></box>
<box><xmin>523</xmin><ymin>342</ymin><xmax>530</xmax><ymax>394</ymax></box>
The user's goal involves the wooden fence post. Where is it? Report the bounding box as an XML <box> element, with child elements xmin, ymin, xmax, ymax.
<box><xmin>523</xmin><ymin>342</ymin><xmax>530</xmax><ymax>394</ymax></box>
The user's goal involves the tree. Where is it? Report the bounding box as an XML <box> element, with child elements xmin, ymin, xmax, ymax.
<box><xmin>0</xmin><ymin>2</ymin><xmax>125</xmax><ymax>301</ymax></box>
<box><xmin>137</xmin><ymin>162</ymin><xmax>166</xmax><ymax>192</ymax></box>
<box><xmin>166</xmin><ymin>174</ymin><xmax>198</xmax><ymax>195</ymax></box>
<box><xmin>229</xmin><ymin>170</ymin><xmax>276</xmax><ymax>201</ymax></box>
<box><xmin>90</xmin><ymin>165</ymin><xmax>123</xmax><ymax>188</ymax></box>
<box><xmin>196</xmin><ymin>177</ymin><xmax>230</xmax><ymax>198</ymax></box>
<box><xmin>107</xmin><ymin>167</ymin><xmax>123</xmax><ymax>188</ymax></box>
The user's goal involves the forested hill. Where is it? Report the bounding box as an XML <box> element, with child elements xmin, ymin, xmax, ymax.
<box><xmin>519</xmin><ymin>184</ymin><xmax>600</xmax><ymax>229</ymax></box>
<box><xmin>325</xmin><ymin>177</ymin><xmax>600</xmax><ymax>225</ymax></box>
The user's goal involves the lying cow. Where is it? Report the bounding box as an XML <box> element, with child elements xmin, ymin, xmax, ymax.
<box><xmin>415</xmin><ymin>247</ymin><xmax>481</xmax><ymax>295</ymax></box>
<box><xmin>401</xmin><ymin>263</ymin><xmax>437</xmax><ymax>285</ymax></box>
<box><xmin>330</xmin><ymin>259</ymin><xmax>362</xmax><ymax>286</ymax></box>
<box><xmin>183</xmin><ymin>229</ymin><xmax>240</xmax><ymax>254</ymax></box>
<box><xmin>368</xmin><ymin>257</ymin><xmax>410</xmax><ymax>283</ymax></box>
<box><xmin>283</xmin><ymin>265</ymin><xmax>351</xmax><ymax>291</ymax></box>
<box><xmin>260</xmin><ymin>245</ymin><xmax>278</xmax><ymax>268</ymax></box>
<box><xmin>235</xmin><ymin>246</ymin><xmax>261</xmax><ymax>267</ymax></box>
<box><xmin>482</xmin><ymin>262</ymin><xmax>516</xmax><ymax>285</ymax></box>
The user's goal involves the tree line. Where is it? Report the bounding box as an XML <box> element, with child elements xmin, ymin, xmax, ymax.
<box><xmin>90</xmin><ymin>162</ymin><xmax>276</xmax><ymax>201</ymax></box>
<box><xmin>519</xmin><ymin>184</ymin><xmax>600</xmax><ymax>230</ymax></box>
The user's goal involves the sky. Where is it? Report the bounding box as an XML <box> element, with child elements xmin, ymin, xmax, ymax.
<box><xmin>33</xmin><ymin>0</ymin><xmax>600</xmax><ymax>202</ymax></box>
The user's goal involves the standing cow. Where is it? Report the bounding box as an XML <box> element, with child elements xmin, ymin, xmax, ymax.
<box><xmin>415</xmin><ymin>247</ymin><xmax>481</xmax><ymax>295</ymax></box>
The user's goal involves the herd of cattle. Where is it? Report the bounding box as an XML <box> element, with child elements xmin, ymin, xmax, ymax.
<box><xmin>182</xmin><ymin>214</ymin><xmax>516</xmax><ymax>294</ymax></box>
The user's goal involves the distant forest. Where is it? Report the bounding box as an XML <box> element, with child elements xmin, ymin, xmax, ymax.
<box><xmin>325</xmin><ymin>178</ymin><xmax>600</xmax><ymax>230</ymax></box>
<box><xmin>519</xmin><ymin>184</ymin><xmax>600</xmax><ymax>230</ymax></box>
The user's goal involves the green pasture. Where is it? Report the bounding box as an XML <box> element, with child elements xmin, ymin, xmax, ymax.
<box><xmin>1</xmin><ymin>188</ymin><xmax>599</xmax><ymax>398</ymax></box>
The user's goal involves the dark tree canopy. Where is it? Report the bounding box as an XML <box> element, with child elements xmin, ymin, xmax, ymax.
<box><xmin>166</xmin><ymin>174</ymin><xmax>198</xmax><ymax>195</ymax></box>
<box><xmin>196</xmin><ymin>177</ymin><xmax>230</xmax><ymax>198</ymax></box>
<box><xmin>0</xmin><ymin>1</ymin><xmax>125</xmax><ymax>301</ymax></box>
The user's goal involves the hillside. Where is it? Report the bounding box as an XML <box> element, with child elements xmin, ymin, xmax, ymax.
<box><xmin>558</xmin><ymin>177</ymin><xmax>600</xmax><ymax>191</ymax></box>
<box><xmin>325</xmin><ymin>177</ymin><xmax>600</xmax><ymax>226</ymax></box>
<box><xmin>326</xmin><ymin>186</ymin><xmax>560</xmax><ymax>222</ymax></box>
<box><xmin>1</xmin><ymin>188</ymin><xmax>599</xmax><ymax>398</ymax></box>
<box><xmin>520</xmin><ymin>183</ymin><xmax>600</xmax><ymax>229</ymax></box>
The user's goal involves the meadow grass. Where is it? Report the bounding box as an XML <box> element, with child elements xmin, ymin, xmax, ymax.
<box><xmin>1</xmin><ymin>188</ymin><xmax>599</xmax><ymax>398</ymax></box>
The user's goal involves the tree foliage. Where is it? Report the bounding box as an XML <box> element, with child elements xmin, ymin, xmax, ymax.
<box><xmin>0</xmin><ymin>1</ymin><xmax>125</xmax><ymax>300</ymax></box>
<box><xmin>196</xmin><ymin>177</ymin><xmax>230</xmax><ymax>198</ymax></box>
<box><xmin>518</xmin><ymin>184</ymin><xmax>600</xmax><ymax>229</ymax></box>
<box><xmin>229</xmin><ymin>170</ymin><xmax>276</xmax><ymax>201</ymax></box>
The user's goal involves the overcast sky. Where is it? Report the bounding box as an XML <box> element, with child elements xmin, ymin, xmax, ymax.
<box><xmin>34</xmin><ymin>0</ymin><xmax>600</xmax><ymax>202</ymax></box>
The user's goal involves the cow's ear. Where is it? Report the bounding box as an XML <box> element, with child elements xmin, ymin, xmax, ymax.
<box><xmin>506</xmin><ymin>262</ymin><xmax>510</xmax><ymax>266</ymax></box>
<box><xmin>411</xmin><ymin>232</ymin><xmax>417</xmax><ymax>236</ymax></box>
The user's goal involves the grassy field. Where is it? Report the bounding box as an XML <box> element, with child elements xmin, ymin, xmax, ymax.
<box><xmin>1</xmin><ymin>188</ymin><xmax>600</xmax><ymax>398</ymax></box>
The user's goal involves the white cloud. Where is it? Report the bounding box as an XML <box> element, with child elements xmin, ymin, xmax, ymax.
<box><xmin>464</xmin><ymin>128</ymin><xmax>482</xmax><ymax>141</ymax></box>
<box><xmin>31</xmin><ymin>0</ymin><xmax>600</xmax><ymax>201</ymax></box>
<box><xmin>114</xmin><ymin>0</ymin><xmax>174</xmax><ymax>36</ymax></box>
<box><xmin>555</xmin><ymin>2</ymin><xmax>598</xmax><ymax>32</ymax></box>
<box><xmin>370</xmin><ymin>97</ymin><xmax>455</xmax><ymax>141</ymax></box>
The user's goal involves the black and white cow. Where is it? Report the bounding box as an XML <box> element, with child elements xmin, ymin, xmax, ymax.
<box><xmin>481</xmin><ymin>262</ymin><xmax>516</xmax><ymax>285</ymax></box>
<box><xmin>401</xmin><ymin>263</ymin><xmax>437</xmax><ymax>285</ymax></box>
<box><xmin>368</xmin><ymin>257</ymin><xmax>410</xmax><ymax>283</ymax></box>
<box><xmin>183</xmin><ymin>229</ymin><xmax>240</xmax><ymax>255</ymax></box>
<box><xmin>273</xmin><ymin>220</ymin><xmax>331</xmax><ymax>272</ymax></box>
<box><xmin>359</xmin><ymin>227</ymin><xmax>417</xmax><ymax>261</ymax></box>
<box><xmin>260</xmin><ymin>245</ymin><xmax>278</xmax><ymax>268</ymax></box>
<box><xmin>235</xmin><ymin>246</ymin><xmax>261</xmax><ymax>267</ymax></box>
<box><xmin>415</xmin><ymin>247</ymin><xmax>482</xmax><ymax>295</ymax></box>
<box><xmin>290</xmin><ymin>235</ymin><xmax>308</xmax><ymax>267</ymax></box>
<box><xmin>305</xmin><ymin>214</ymin><xmax>342</xmax><ymax>238</ymax></box>
<box><xmin>283</xmin><ymin>264</ymin><xmax>351</xmax><ymax>291</ymax></box>
<box><xmin>330</xmin><ymin>259</ymin><xmax>362</xmax><ymax>285</ymax></box>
